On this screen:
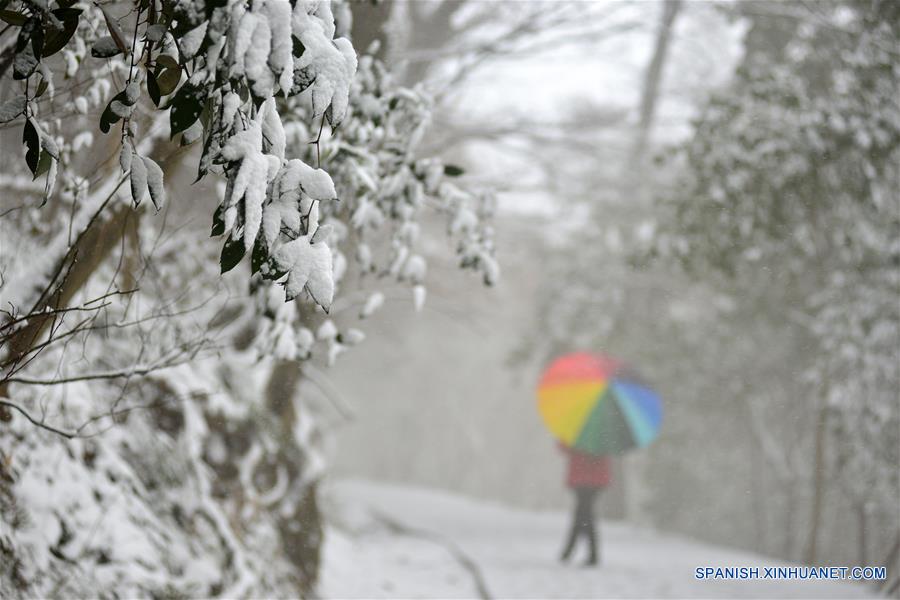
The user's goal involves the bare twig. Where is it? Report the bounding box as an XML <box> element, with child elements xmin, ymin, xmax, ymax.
<box><xmin>0</xmin><ymin>399</ymin><xmax>76</xmax><ymax>438</ymax></box>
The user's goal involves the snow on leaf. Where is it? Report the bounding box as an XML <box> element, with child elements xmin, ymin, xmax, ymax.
<box><xmin>342</xmin><ymin>328</ymin><xmax>365</xmax><ymax>345</ymax></box>
<box><xmin>222</xmin><ymin>92</ymin><xmax>242</xmax><ymax>129</ymax></box>
<box><xmin>412</xmin><ymin>284</ymin><xmax>426</xmax><ymax>312</ymax></box>
<box><xmin>351</xmin><ymin>199</ymin><xmax>384</xmax><ymax>230</ymax></box>
<box><xmin>291</xmin><ymin>3</ymin><xmax>357</xmax><ymax>125</ymax></box>
<box><xmin>316</xmin><ymin>319</ymin><xmax>337</xmax><ymax>341</ymax></box>
<box><xmin>271</xmin><ymin>234</ymin><xmax>334</xmax><ymax>308</ymax></box>
<box><xmin>0</xmin><ymin>95</ymin><xmax>26</xmax><ymax>123</ymax></box>
<box><xmin>242</xmin><ymin>156</ymin><xmax>268</xmax><ymax>249</ymax></box>
<box><xmin>327</xmin><ymin>340</ymin><xmax>345</xmax><ymax>366</ymax></box>
<box><xmin>450</xmin><ymin>206</ymin><xmax>478</xmax><ymax>235</ymax></box>
<box><xmin>356</xmin><ymin>243</ymin><xmax>372</xmax><ymax>271</ymax></box>
<box><xmin>180</xmin><ymin>21</ymin><xmax>208</xmax><ymax>61</ymax></box>
<box><xmin>227</xmin><ymin>4</ymin><xmax>253</xmax><ymax>78</ymax></box>
<box><xmin>296</xmin><ymin>327</ymin><xmax>315</xmax><ymax>357</ymax></box>
<box><xmin>42</xmin><ymin>156</ymin><xmax>57</xmax><ymax>204</ymax></box>
<box><xmin>142</xmin><ymin>156</ymin><xmax>165</xmax><ymax>211</ymax></box>
<box><xmin>246</xmin><ymin>15</ymin><xmax>274</xmax><ymax>98</ymax></box>
<box><xmin>401</xmin><ymin>254</ymin><xmax>426</xmax><ymax>284</ymax></box>
<box><xmin>130</xmin><ymin>153</ymin><xmax>148</xmax><ymax>206</ymax></box>
<box><xmin>220</xmin><ymin>119</ymin><xmax>262</xmax><ymax>162</ymax></box>
<box><xmin>123</xmin><ymin>81</ymin><xmax>140</xmax><ymax>106</ymax></box>
<box><xmin>260</xmin><ymin>98</ymin><xmax>286</xmax><ymax>160</ymax></box>
<box><xmin>264</xmin><ymin>0</ymin><xmax>294</xmax><ymax>95</ymax></box>
<box><xmin>332</xmin><ymin>248</ymin><xmax>347</xmax><ymax>283</ymax></box>
<box><xmin>219</xmin><ymin>118</ymin><xmax>274</xmax><ymax>248</ymax></box>
<box><xmin>119</xmin><ymin>145</ymin><xmax>132</xmax><ymax>173</ymax></box>
<box><xmin>261</xmin><ymin>200</ymin><xmax>283</xmax><ymax>248</ymax></box>
<box><xmin>90</xmin><ymin>35</ymin><xmax>122</xmax><ymax>58</ymax></box>
<box><xmin>311</xmin><ymin>223</ymin><xmax>333</xmax><ymax>244</ymax></box>
<box><xmin>98</xmin><ymin>4</ymin><xmax>128</xmax><ymax>54</ymax></box>
<box><xmin>360</xmin><ymin>291</ymin><xmax>384</xmax><ymax>319</ymax></box>
<box><xmin>276</xmin><ymin>158</ymin><xmax>337</xmax><ymax>204</ymax></box>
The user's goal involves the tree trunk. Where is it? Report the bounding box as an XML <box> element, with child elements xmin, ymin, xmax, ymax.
<box><xmin>858</xmin><ymin>502</ymin><xmax>868</xmax><ymax>567</ymax></box>
<box><xmin>266</xmin><ymin>358</ymin><xmax>322</xmax><ymax>594</ymax></box>
<box><xmin>804</xmin><ymin>405</ymin><xmax>829</xmax><ymax>564</ymax></box>
<box><xmin>880</xmin><ymin>530</ymin><xmax>900</xmax><ymax>595</ymax></box>
<box><xmin>630</xmin><ymin>0</ymin><xmax>682</xmax><ymax>167</ymax></box>
<box><xmin>751</xmin><ymin>438</ymin><xmax>768</xmax><ymax>553</ymax></box>
<box><xmin>784</xmin><ymin>483</ymin><xmax>796</xmax><ymax>559</ymax></box>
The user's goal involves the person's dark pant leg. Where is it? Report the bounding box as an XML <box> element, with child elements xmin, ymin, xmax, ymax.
<box><xmin>560</xmin><ymin>489</ymin><xmax>581</xmax><ymax>561</ymax></box>
<box><xmin>561</xmin><ymin>487</ymin><xmax>600</xmax><ymax>563</ymax></box>
<box><xmin>581</xmin><ymin>488</ymin><xmax>599</xmax><ymax>564</ymax></box>
<box><xmin>574</xmin><ymin>487</ymin><xmax>599</xmax><ymax>564</ymax></box>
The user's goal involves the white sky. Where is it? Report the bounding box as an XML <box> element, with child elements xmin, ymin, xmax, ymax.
<box><xmin>432</xmin><ymin>1</ymin><xmax>747</xmax><ymax>214</ymax></box>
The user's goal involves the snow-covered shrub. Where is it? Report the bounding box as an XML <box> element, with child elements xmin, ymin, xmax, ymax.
<box><xmin>0</xmin><ymin>0</ymin><xmax>496</xmax><ymax>596</ymax></box>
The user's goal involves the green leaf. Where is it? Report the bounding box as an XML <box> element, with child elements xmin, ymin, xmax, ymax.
<box><xmin>99</xmin><ymin>100</ymin><xmax>120</xmax><ymax>134</ymax></box>
<box><xmin>91</xmin><ymin>36</ymin><xmax>122</xmax><ymax>58</ymax></box>
<box><xmin>169</xmin><ymin>82</ymin><xmax>204</xmax><ymax>137</ymax></box>
<box><xmin>33</xmin><ymin>149</ymin><xmax>52</xmax><ymax>180</ymax></box>
<box><xmin>147</xmin><ymin>70</ymin><xmax>161</xmax><ymax>106</ymax></box>
<box><xmin>220</xmin><ymin>237</ymin><xmax>246</xmax><ymax>274</ymax></box>
<box><xmin>0</xmin><ymin>95</ymin><xmax>26</xmax><ymax>123</ymax></box>
<box><xmin>13</xmin><ymin>18</ymin><xmax>42</xmax><ymax>80</ymax></box>
<box><xmin>98</xmin><ymin>4</ymin><xmax>128</xmax><ymax>54</ymax></box>
<box><xmin>204</xmin><ymin>0</ymin><xmax>228</xmax><ymax>18</ymax></box>
<box><xmin>142</xmin><ymin>156</ymin><xmax>165</xmax><ymax>211</ymax></box>
<box><xmin>109</xmin><ymin>98</ymin><xmax>132</xmax><ymax>119</ymax></box>
<box><xmin>40</xmin><ymin>131</ymin><xmax>59</xmax><ymax>160</ymax></box>
<box><xmin>443</xmin><ymin>164</ymin><xmax>465</xmax><ymax>177</ymax></box>
<box><xmin>119</xmin><ymin>144</ymin><xmax>133</xmax><ymax>173</ymax></box>
<box><xmin>123</xmin><ymin>81</ymin><xmax>140</xmax><ymax>105</ymax></box>
<box><xmin>156</xmin><ymin>54</ymin><xmax>179</xmax><ymax>69</ymax></box>
<box><xmin>251</xmin><ymin>234</ymin><xmax>268</xmax><ymax>275</ymax></box>
<box><xmin>155</xmin><ymin>66</ymin><xmax>181</xmax><ymax>95</ymax></box>
<box><xmin>130</xmin><ymin>152</ymin><xmax>148</xmax><ymax>206</ymax></box>
<box><xmin>289</xmin><ymin>65</ymin><xmax>315</xmax><ymax>97</ymax></box>
<box><xmin>211</xmin><ymin>204</ymin><xmax>225</xmax><ymax>236</ymax></box>
<box><xmin>291</xmin><ymin>35</ymin><xmax>305</xmax><ymax>57</ymax></box>
<box><xmin>22</xmin><ymin>118</ymin><xmax>40</xmax><ymax>175</ymax></box>
<box><xmin>107</xmin><ymin>89</ymin><xmax>135</xmax><ymax>118</ymax></box>
<box><xmin>196</xmin><ymin>129</ymin><xmax>219</xmax><ymax>183</ymax></box>
<box><xmin>180</xmin><ymin>119</ymin><xmax>203</xmax><ymax>146</ymax></box>
<box><xmin>145</xmin><ymin>23</ymin><xmax>166</xmax><ymax>42</ymax></box>
<box><xmin>0</xmin><ymin>10</ymin><xmax>26</xmax><ymax>26</ymax></box>
<box><xmin>42</xmin><ymin>8</ymin><xmax>81</xmax><ymax>57</ymax></box>
<box><xmin>34</xmin><ymin>78</ymin><xmax>49</xmax><ymax>97</ymax></box>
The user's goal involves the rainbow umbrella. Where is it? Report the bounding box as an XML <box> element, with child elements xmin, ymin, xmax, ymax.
<box><xmin>537</xmin><ymin>352</ymin><xmax>662</xmax><ymax>455</ymax></box>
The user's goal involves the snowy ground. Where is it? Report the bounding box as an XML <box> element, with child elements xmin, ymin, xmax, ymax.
<box><xmin>320</xmin><ymin>479</ymin><xmax>878</xmax><ymax>599</ymax></box>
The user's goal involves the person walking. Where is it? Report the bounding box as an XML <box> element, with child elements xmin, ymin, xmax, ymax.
<box><xmin>558</xmin><ymin>444</ymin><xmax>611</xmax><ymax>566</ymax></box>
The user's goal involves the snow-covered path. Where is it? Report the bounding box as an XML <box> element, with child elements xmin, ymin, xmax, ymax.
<box><xmin>320</xmin><ymin>479</ymin><xmax>877</xmax><ymax>599</ymax></box>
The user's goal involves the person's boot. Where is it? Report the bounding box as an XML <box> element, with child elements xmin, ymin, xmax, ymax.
<box><xmin>559</xmin><ymin>528</ymin><xmax>578</xmax><ymax>562</ymax></box>
<box><xmin>583</xmin><ymin>536</ymin><xmax>599</xmax><ymax>567</ymax></box>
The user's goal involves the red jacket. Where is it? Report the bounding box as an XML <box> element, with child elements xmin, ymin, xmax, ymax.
<box><xmin>560</xmin><ymin>443</ymin><xmax>612</xmax><ymax>489</ymax></box>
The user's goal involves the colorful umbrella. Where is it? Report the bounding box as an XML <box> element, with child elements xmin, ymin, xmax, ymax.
<box><xmin>537</xmin><ymin>352</ymin><xmax>662</xmax><ymax>455</ymax></box>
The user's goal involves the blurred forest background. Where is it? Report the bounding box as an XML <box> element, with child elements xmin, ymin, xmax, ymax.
<box><xmin>327</xmin><ymin>0</ymin><xmax>899</xmax><ymax>578</ymax></box>
<box><xmin>0</xmin><ymin>0</ymin><xmax>897</xmax><ymax>598</ymax></box>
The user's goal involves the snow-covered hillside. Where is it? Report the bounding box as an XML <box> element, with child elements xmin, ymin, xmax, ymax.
<box><xmin>320</xmin><ymin>479</ymin><xmax>877</xmax><ymax>599</ymax></box>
